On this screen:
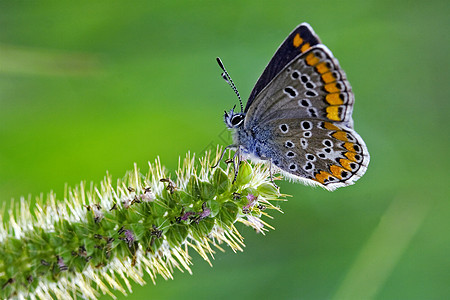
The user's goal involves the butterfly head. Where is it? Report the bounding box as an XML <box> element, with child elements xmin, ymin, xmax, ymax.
<box><xmin>224</xmin><ymin>106</ymin><xmax>245</xmax><ymax>129</ymax></box>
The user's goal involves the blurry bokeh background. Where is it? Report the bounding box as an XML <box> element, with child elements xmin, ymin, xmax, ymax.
<box><xmin>0</xmin><ymin>1</ymin><xmax>448</xmax><ymax>299</ymax></box>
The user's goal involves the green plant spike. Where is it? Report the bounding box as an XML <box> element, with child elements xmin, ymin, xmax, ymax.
<box><xmin>0</xmin><ymin>148</ymin><xmax>286</xmax><ymax>299</ymax></box>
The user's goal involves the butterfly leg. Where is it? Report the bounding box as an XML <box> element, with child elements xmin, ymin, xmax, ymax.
<box><xmin>212</xmin><ymin>144</ymin><xmax>236</xmax><ymax>168</ymax></box>
<box><xmin>269</xmin><ymin>160</ymin><xmax>279</xmax><ymax>189</ymax></box>
<box><xmin>231</xmin><ymin>147</ymin><xmax>241</xmax><ymax>184</ymax></box>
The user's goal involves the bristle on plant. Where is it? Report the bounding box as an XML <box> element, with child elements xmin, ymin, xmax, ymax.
<box><xmin>0</xmin><ymin>147</ymin><xmax>286</xmax><ymax>299</ymax></box>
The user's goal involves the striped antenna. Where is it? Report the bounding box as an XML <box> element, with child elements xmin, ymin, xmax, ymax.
<box><xmin>216</xmin><ymin>57</ymin><xmax>243</xmax><ymax>113</ymax></box>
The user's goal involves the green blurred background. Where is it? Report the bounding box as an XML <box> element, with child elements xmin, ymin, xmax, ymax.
<box><xmin>0</xmin><ymin>1</ymin><xmax>449</xmax><ymax>299</ymax></box>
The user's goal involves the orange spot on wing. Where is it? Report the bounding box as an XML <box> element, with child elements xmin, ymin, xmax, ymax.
<box><xmin>315</xmin><ymin>171</ymin><xmax>333</xmax><ymax>184</ymax></box>
<box><xmin>332</xmin><ymin>131</ymin><xmax>348</xmax><ymax>141</ymax></box>
<box><xmin>293</xmin><ymin>33</ymin><xmax>303</xmax><ymax>47</ymax></box>
<box><xmin>323</xmin><ymin>122</ymin><xmax>340</xmax><ymax>131</ymax></box>
<box><xmin>330</xmin><ymin>165</ymin><xmax>346</xmax><ymax>179</ymax></box>
<box><xmin>315</xmin><ymin>61</ymin><xmax>330</xmax><ymax>74</ymax></box>
<box><xmin>326</xmin><ymin>106</ymin><xmax>341</xmax><ymax>121</ymax></box>
<box><xmin>321</xmin><ymin>72</ymin><xmax>336</xmax><ymax>84</ymax></box>
<box><xmin>300</xmin><ymin>42</ymin><xmax>311</xmax><ymax>52</ymax></box>
<box><xmin>325</xmin><ymin>93</ymin><xmax>344</xmax><ymax>105</ymax></box>
<box><xmin>343</xmin><ymin>142</ymin><xmax>356</xmax><ymax>152</ymax></box>
<box><xmin>344</xmin><ymin>152</ymin><xmax>358</xmax><ymax>162</ymax></box>
<box><xmin>306</xmin><ymin>52</ymin><xmax>320</xmax><ymax>66</ymax></box>
<box><xmin>339</xmin><ymin>158</ymin><xmax>353</xmax><ymax>171</ymax></box>
<box><xmin>324</xmin><ymin>83</ymin><xmax>341</xmax><ymax>93</ymax></box>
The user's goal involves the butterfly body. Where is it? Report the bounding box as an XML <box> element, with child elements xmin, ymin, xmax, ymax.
<box><xmin>223</xmin><ymin>23</ymin><xmax>369</xmax><ymax>191</ymax></box>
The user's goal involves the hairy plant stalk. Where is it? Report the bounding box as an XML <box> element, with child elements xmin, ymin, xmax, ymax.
<box><xmin>0</xmin><ymin>149</ymin><xmax>286</xmax><ymax>299</ymax></box>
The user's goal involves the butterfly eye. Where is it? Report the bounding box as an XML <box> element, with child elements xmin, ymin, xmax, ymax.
<box><xmin>231</xmin><ymin>115</ymin><xmax>244</xmax><ymax>126</ymax></box>
<box><xmin>224</xmin><ymin>111</ymin><xmax>245</xmax><ymax>129</ymax></box>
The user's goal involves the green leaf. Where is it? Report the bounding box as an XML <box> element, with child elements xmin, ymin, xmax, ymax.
<box><xmin>191</xmin><ymin>218</ymin><xmax>215</xmax><ymax>240</ymax></box>
<box><xmin>186</xmin><ymin>175</ymin><xmax>201</xmax><ymax>199</ymax></box>
<box><xmin>177</xmin><ymin>190</ymin><xmax>194</xmax><ymax>205</ymax></box>
<box><xmin>212</xmin><ymin>168</ymin><xmax>230</xmax><ymax>194</ymax></box>
<box><xmin>198</xmin><ymin>180</ymin><xmax>215</xmax><ymax>200</ymax></box>
<box><xmin>207</xmin><ymin>199</ymin><xmax>220</xmax><ymax>217</ymax></box>
<box><xmin>218</xmin><ymin>202</ymin><xmax>239</xmax><ymax>226</ymax></box>
<box><xmin>166</xmin><ymin>224</ymin><xmax>188</xmax><ymax>248</ymax></box>
<box><xmin>257</xmin><ymin>183</ymin><xmax>279</xmax><ymax>197</ymax></box>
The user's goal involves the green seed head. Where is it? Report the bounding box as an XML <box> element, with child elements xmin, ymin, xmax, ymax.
<box><xmin>0</xmin><ymin>148</ymin><xmax>285</xmax><ymax>299</ymax></box>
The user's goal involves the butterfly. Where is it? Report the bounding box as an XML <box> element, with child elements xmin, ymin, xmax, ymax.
<box><xmin>218</xmin><ymin>23</ymin><xmax>369</xmax><ymax>191</ymax></box>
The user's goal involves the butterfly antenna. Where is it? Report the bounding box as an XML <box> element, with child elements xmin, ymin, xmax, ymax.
<box><xmin>216</xmin><ymin>57</ymin><xmax>244</xmax><ymax>113</ymax></box>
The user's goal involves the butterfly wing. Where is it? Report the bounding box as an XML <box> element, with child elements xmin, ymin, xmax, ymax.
<box><xmin>260</xmin><ymin>118</ymin><xmax>369</xmax><ymax>190</ymax></box>
<box><xmin>241</xmin><ymin>23</ymin><xmax>369</xmax><ymax>189</ymax></box>
<box><xmin>245</xmin><ymin>45</ymin><xmax>355</xmax><ymax>129</ymax></box>
<box><xmin>245</xmin><ymin>23</ymin><xmax>321</xmax><ymax>112</ymax></box>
